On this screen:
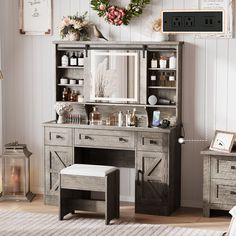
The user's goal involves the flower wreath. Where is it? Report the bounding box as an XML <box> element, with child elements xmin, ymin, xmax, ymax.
<box><xmin>91</xmin><ymin>0</ymin><xmax>150</xmax><ymax>26</ymax></box>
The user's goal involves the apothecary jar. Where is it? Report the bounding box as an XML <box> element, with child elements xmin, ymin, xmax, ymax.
<box><xmin>0</xmin><ymin>142</ymin><xmax>35</xmax><ymax>201</ymax></box>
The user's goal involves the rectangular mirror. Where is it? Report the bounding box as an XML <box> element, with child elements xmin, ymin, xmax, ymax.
<box><xmin>90</xmin><ymin>50</ymin><xmax>139</xmax><ymax>103</ymax></box>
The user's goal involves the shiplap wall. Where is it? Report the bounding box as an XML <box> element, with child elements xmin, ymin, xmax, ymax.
<box><xmin>0</xmin><ymin>0</ymin><xmax>236</xmax><ymax>207</ymax></box>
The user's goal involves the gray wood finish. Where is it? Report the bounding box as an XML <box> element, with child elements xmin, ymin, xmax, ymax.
<box><xmin>201</xmin><ymin>149</ymin><xmax>236</xmax><ymax>217</ymax></box>
<box><xmin>59</xmin><ymin>168</ymin><xmax>120</xmax><ymax>225</ymax></box>
<box><xmin>44</xmin><ymin>146</ymin><xmax>73</xmax><ymax>205</ymax></box>
<box><xmin>137</xmin><ymin>132</ymin><xmax>168</xmax><ymax>152</ymax></box>
<box><xmin>135</xmin><ymin>151</ymin><xmax>169</xmax><ymax>215</ymax></box>
<box><xmin>75</xmin><ymin>129</ymin><xmax>135</xmax><ymax>150</ymax></box>
<box><xmin>45</xmin><ymin>127</ymin><xmax>73</xmax><ymax>146</ymax></box>
<box><xmin>44</xmin><ymin>41</ymin><xmax>183</xmax><ymax>215</ymax></box>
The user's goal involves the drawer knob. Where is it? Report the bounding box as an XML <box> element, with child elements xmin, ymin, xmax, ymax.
<box><xmin>150</xmin><ymin>140</ymin><xmax>158</xmax><ymax>145</ymax></box>
<box><xmin>119</xmin><ymin>137</ymin><xmax>128</xmax><ymax>143</ymax></box>
<box><xmin>231</xmin><ymin>166</ymin><xmax>236</xmax><ymax>170</ymax></box>
<box><xmin>56</xmin><ymin>135</ymin><xmax>64</xmax><ymax>139</ymax></box>
<box><xmin>230</xmin><ymin>191</ymin><xmax>236</xmax><ymax>195</ymax></box>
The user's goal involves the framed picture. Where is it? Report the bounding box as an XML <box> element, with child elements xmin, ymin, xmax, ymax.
<box><xmin>210</xmin><ymin>130</ymin><xmax>235</xmax><ymax>153</ymax></box>
<box><xmin>198</xmin><ymin>0</ymin><xmax>233</xmax><ymax>38</ymax></box>
<box><xmin>19</xmin><ymin>0</ymin><xmax>52</xmax><ymax>35</ymax></box>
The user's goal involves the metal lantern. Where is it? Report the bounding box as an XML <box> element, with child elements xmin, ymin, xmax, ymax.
<box><xmin>0</xmin><ymin>142</ymin><xmax>35</xmax><ymax>201</ymax></box>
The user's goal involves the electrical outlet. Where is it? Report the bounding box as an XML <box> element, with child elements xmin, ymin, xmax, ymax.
<box><xmin>162</xmin><ymin>10</ymin><xmax>223</xmax><ymax>33</ymax></box>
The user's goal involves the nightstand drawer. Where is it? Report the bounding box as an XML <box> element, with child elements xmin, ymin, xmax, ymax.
<box><xmin>75</xmin><ymin>129</ymin><xmax>135</xmax><ymax>149</ymax></box>
<box><xmin>137</xmin><ymin>132</ymin><xmax>168</xmax><ymax>152</ymax></box>
<box><xmin>211</xmin><ymin>157</ymin><xmax>236</xmax><ymax>180</ymax></box>
<box><xmin>211</xmin><ymin>179</ymin><xmax>236</xmax><ymax>205</ymax></box>
<box><xmin>45</xmin><ymin>127</ymin><xmax>73</xmax><ymax>146</ymax></box>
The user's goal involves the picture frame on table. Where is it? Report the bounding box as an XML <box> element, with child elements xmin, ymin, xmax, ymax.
<box><xmin>19</xmin><ymin>0</ymin><xmax>52</xmax><ymax>35</ymax></box>
<box><xmin>209</xmin><ymin>130</ymin><xmax>235</xmax><ymax>153</ymax></box>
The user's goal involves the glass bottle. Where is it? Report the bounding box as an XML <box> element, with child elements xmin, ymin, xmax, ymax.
<box><xmin>169</xmin><ymin>54</ymin><xmax>176</xmax><ymax>69</ymax></box>
<box><xmin>61</xmin><ymin>52</ymin><xmax>69</xmax><ymax>67</ymax></box>
<box><xmin>159</xmin><ymin>56</ymin><xmax>167</xmax><ymax>69</ymax></box>
<box><xmin>125</xmin><ymin>110</ymin><xmax>131</xmax><ymax>127</ymax></box>
<box><xmin>118</xmin><ymin>111</ymin><xmax>124</xmax><ymax>127</ymax></box>
<box><xmin>78</xmin><ymin>52</ymin><xmax>84</xmax><ymax>67</ymax></box>
<box><xmin>165</xmin><ymin>72</ymin><xmax>172</xmax><ymax>87</ymax></box>
<box><xmin>130</xmin><ymin>108</ymin><xmax>137</xmax><ymax>127</ymax></box>
<box><xmin>89</xmin><ymin>106</ymin><xmax>101</xmax><ymax>125</ymax></box>
<box><xmin>62</xmin><ymin>88</ymin><xmax>68</xmax><ymax>101</ymax></box>
<box><xmin>70</xmin><ymin>90</ymin><xmax>77</xmax><ymax>102</ymax></box>
<box><xmin>70</xmin><ymin>52</ymin><xmax>77</xmax><ymax>66</ymax></box>
<box><xmin>159</xmin><ymin>72</ymin><xmax>166</xmax><ymax>86</ymax></box>
<box><xmin>150</xmin><ymin>72</ymin><xmax>157</xmax><ymax>86</ymax></box>
<box><xmin>169</xmin><ymin>72</ymin><xmax>176</xmax><ymax>87</ymax></box>
<box><xmin>151</xmin><ymin>53</ymin><xmax>158</xmax><ymax>68</ymax></box>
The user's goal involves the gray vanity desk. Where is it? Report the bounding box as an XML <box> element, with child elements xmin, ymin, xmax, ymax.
<box><xmin>43</xmin><ymin>122</ymin><xmax>180</xmax><ymax>216</ymax></box>
<box><xmin>43</xmin><ymin>41</ymin><xmax>183</xmax><ymax>216</ymax></box>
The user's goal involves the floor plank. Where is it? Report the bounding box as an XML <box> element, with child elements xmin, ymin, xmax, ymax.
<box><xmin>0</xmin><ymin>195</ymin><xmax>230</xmax><ymax>232</ymax></box>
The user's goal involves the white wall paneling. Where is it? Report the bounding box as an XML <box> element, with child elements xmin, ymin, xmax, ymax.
<box><xmin>0</xmin><ymin>0</ymin><xmax>236</xmax><ymax>207</ymax></box>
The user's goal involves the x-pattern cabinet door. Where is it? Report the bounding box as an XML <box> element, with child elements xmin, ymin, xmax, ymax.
<box><xmin>135</xmin><ymin>151</ymin><xmax>168</xmax><ymax>212</ymax></box>
<box><xmin>45</xmin><ymin>146</ymin><xmax>73</xmax><ymax>196</ymax></box>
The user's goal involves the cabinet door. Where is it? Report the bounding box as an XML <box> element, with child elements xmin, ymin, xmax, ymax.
<box><xmin>135</xmin><ymin>151</ymin><xmax>169</xmax><ymax>215</ymax></box>
<box><xmin>45</xmin><ymin>146</ymin><xmax>73</xmax><ymax>197</ymax></box>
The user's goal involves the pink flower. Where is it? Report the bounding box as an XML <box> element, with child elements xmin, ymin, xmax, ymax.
<box><xmin>99</xmin><ymin>4</ymin><xmax>105</xmax><ymax>10</ymax></box>
<box><xmin>108</xmin><ymin>6</ymin><xmax>115</xmax><ymax>11</ymax></box>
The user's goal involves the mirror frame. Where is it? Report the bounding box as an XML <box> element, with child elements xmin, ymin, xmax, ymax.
<box><xmin>90</xmin><ymin>50</ymin><xmax>139</xmax><ymax>103</ymax></box>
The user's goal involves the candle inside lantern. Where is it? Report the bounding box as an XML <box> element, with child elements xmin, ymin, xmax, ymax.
<box><xmin>10</xmin><ymin>166</ymin><xmax>21</xmax><ymax>194</ymax></box>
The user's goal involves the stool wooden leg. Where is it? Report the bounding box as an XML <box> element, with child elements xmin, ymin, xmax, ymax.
<box><xmin>105</xmin><ymin>170</ymin><xmax>120</xmax><ymax>225</ymax></box>
<box><xmin>115</xmin><ymin>170</ymin><xmax>120</xmax><ymax>219</ymax></box>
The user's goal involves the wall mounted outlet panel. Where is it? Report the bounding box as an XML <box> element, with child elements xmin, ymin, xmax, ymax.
<box><xmin>162</xmin><ymin>10</ymin><xmax>224</xmax><ymax>33</ymax></box>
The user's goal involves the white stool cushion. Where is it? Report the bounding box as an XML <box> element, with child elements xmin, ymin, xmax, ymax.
<box><xmin>60</xmin><ymin>164</ymin><xmax>117</xmax><ymax>177</ymax></box>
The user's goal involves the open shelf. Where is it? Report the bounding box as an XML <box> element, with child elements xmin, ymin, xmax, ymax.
<box><xmin>148</xmin><ymin>86</ymin><xmax>176</xmax><ymax>89</ymax></box>
<box><xmin>148</xmin><ymin>68</ymin><xmax>176</xmax><ymax>71</ymax></box>
<box><xmin>57</xmin><ymin>66</ymin><xmax>84</xmax><ymax>69</ymax></box>
<box><xmin>58</xmin><ymin>84</ymin><xmax>84</xmax><ymax>87</ymax></box>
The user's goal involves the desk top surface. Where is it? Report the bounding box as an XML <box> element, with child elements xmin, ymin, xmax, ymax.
<box><xmin>43</xmin><ymin>120</ymin><xmax>176</xmax><ymax>133</ymax></box>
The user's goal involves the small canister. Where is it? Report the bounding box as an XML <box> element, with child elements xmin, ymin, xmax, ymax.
<box><xmin>69</xmin><ymin>79</ymin><xmax>77</xmax><ymax>85</ymax></box>
<box><xmin>78</xmin><ymin>79</ymin><xmax>84</xmax><ymax>86</ymax></box>
<box><xmin>60</xmin><ymin>77</ymin><xmax>68</xmax><ymax>84</ymax></box>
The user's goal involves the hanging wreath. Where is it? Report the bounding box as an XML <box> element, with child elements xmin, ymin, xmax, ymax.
<box><xmin>91</xmin><ymin>0</ymin><xmax>150</xmax><ymax>26</ymax></box>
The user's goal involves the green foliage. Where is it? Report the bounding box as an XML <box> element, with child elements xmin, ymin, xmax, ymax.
<box><xmin>90</xmin><ymin>0</ymin><xmax>150</xmax><ymax>26</ymax></box>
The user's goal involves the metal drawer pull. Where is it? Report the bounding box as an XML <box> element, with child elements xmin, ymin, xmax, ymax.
<box><xmin>230</xmin><ymin>191</ymin><xmax>236</xmax><ymax>195</ymax></box>
<box><xmin>150</xmin><ymin>140</ymin><xmax>158</xmax><ymax>145</ymax></box>
<box><xmin>84</xmin><ymin>135</ymin><xmax>93</xmax><ymax>140</ymax></box>
<box><xmin>119</xmin><ymin>137</ymin><xmax>128</xmax><ymax>143</ymax></box>
<box><xmin>231</xmin><ymin>166</ymin><xmax>236</xmax><ymax>170</ymax></box>
<box><xmin>56</xmin><ymin>135</ymin><xmax>64</xmax><ymax>139</ymax></box>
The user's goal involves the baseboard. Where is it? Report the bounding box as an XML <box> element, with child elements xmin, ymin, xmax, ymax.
<box><xmin>181</xmin><ymin>199</ymin><xmax>202</xmax><ymax>208</ymax></box>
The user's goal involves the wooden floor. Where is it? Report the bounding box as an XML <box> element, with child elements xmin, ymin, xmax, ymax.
<box><xmin>0</xmin><ymin>195</ymin><xmax>230</xmax><ymax>232</ymax></box>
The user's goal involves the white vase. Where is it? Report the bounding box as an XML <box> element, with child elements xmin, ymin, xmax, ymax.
<box><xmin>68</xmin><ymin>32</ymin><xmax>80</xmax><ymax>41</ymax></box>
<box><xmin>153</xmin><ymin>32</ymin><xmax>169</xmax><ymax>42</ymax></box>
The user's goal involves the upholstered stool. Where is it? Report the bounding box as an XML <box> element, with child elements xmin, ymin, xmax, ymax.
<box><xmin>59</xmin><ymin>164</ymin><xmax>120</xmax><ymax>225</ymax></box>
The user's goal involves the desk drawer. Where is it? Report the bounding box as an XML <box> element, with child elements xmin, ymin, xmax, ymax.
<box><xmin>137</xmin><ymin>132</ymin><xmax>168</xmax><ymax>152</ymax></box>
<box><xmin>211</xmin><ymin>157</ymin><xmax>236</xmax><ymax>180</ymax></box>
<box><xmin>211</xmin><ymin>179</ymin><xmax>236</xmax><ymax>205</ymax></box>
<box><xmin>45</xmin><ymin>127</ymin><xmax>73</xmax><ymax>146</ymax></box>
<box><xmin>75</xmin><ymin>129</ymin><xmax>134</xmax><ymax>149</ymax></box>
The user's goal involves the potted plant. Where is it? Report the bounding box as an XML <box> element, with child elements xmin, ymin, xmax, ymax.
<box><xmin>59</xmin><ymin>12</ymin><xmax>90</xmax><ymax>41</ymax></box>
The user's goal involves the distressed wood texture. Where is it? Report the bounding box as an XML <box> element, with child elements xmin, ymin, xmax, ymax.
<box><xmin>201</xmin><ymin>149</ymin><xmax>236</xmax><ymax>217</ymax></box>
<box><xmin>59</xmin><ymin>168</ymin><xmax>120</xmax><ymax>225</ymax></box>
<box><xmin>44</xmin><ymin>146</ymin><xmax>73</xmax><ymax>205</ymax></box>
